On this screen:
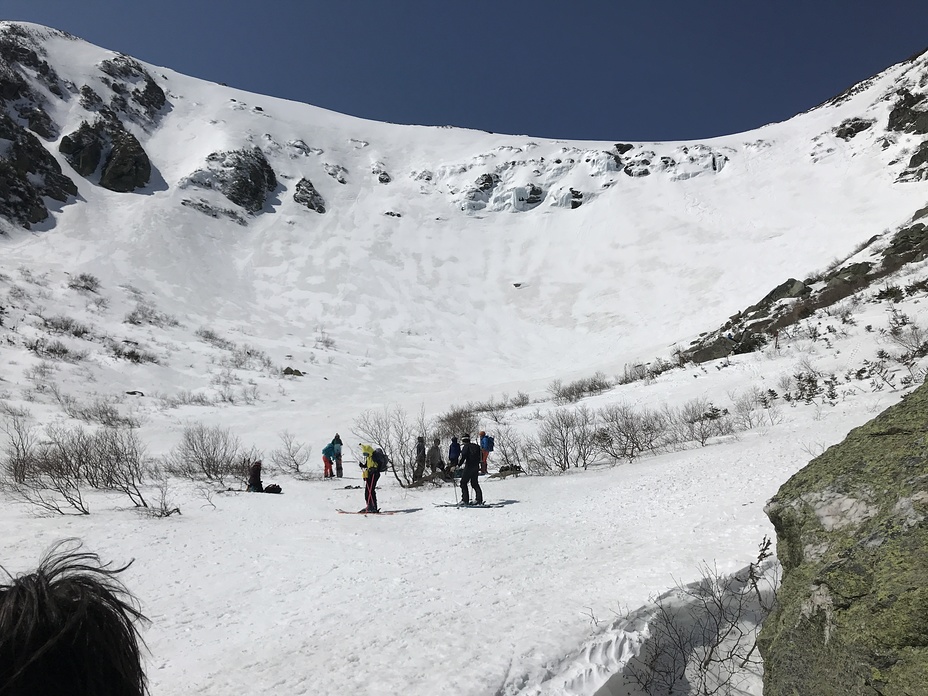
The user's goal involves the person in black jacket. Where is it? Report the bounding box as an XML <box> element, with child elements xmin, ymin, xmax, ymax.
<box><xmin>413</xmin><ymin>436</ymin><xmax>426</xmax><ymax>482</ymax></box>
<box><xmin>459</xmin><ymin>434</ymin><xmax>483</xmax><ymax>505</ymax></box>
<box><xmin>246</xmin><ymin>460</ymin><xmax>263</xmax><ymax>492</ymax></box>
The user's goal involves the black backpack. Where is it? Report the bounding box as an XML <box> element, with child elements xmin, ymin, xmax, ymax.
<box><xmin>372</xmin><ymin>448</ymin><xmax>389</xmax><ymax>473</ymax></box>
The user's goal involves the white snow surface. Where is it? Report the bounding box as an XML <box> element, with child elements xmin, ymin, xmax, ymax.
<box><xmin>1</xmin><ymin>22</ymin><xmax>927</xmax><ymax>696</ymax></box>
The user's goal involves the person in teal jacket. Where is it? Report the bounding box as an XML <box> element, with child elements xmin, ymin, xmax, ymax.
<box><xmin>322</xmin><ymin>438</ymin><xmax>341</xmax><ymax>479</ymax></box>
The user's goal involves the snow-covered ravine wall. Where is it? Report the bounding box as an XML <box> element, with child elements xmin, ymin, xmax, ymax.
<box><xmin>1</xmin><ymin>22</ymin><xmax>928</xmax><ymax>408</ymax></box>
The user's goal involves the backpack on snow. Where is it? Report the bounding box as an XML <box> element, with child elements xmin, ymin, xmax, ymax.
<box><xmin>264</xmin><ymin>483</ymin><xmax>282</xmax><ymax>494</ymax></box>
<box><xmin>486</xmin><ymin>435</ymin><xmax>495</xmax><ymax>452</ymax></box>
<box><xmin>372</xmin><ymin>448</ymin><xmax>389</xmax><ymax>473</ymax></box>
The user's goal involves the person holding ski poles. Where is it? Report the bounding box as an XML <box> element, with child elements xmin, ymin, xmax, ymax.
<box><xmin>359</xmin><ymin>444</ymin><xmax>381</xmax><ymax>513</ymax></box>
<box><xmin>459</xmin><ymin>434</ymin><xmax>483</xmax><ymax>506</ymax></box>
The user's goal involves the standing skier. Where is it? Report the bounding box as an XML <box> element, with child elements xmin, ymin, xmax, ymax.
<box><xmin>459</xmin><ymin>434</ymin><xmax>483</xmax><ymax>505</ymax></box>
<box><xmin>359</xmin><ymin>444</ymin><xmax>381</xmax><ymax>513</ymax></box>
<box><xmin>321</xmin><ymin>439</ymin><xmax>340</xmax><ymax>479</ymax></box>
<box><xmin>447</xmin><ymin>435</ymin><xmax>461</xmax><ymax>476</ymax></box>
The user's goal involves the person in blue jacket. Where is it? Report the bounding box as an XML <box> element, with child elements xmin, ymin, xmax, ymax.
<box><xmin>447</xmin><ymin>435</ymin><xmax>461</xmax><ymax>476</ymax></box>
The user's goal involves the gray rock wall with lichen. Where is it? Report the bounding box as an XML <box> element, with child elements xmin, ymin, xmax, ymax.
<box><xmin>758</xmin><ymin>383</ymin><xmax>928</xmax><ymax>695</ymax></box>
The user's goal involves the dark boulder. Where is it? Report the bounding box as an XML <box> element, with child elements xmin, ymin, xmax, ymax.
<box><xmin>98</xmin><ymin>55</ymin><xmax>166</xmax><ymax>123</ymax></box>
<box><xmin>887</xmin><ymin>89</ymin><xmax>928</xmax><ymax>134</ymax></box>
<box><xmin>60</xmin><ymin>119</ymin><xmax>151</xmax><ymax>192</ymax></box>
<box><xmin>293</xmin><ymin>177</ymin><xmax>326</xmax><ymax>214</ymax></box>
<box><xmin>569</xmin><ymin>188</ymin><xmax>583</xmax><ymax>209</ymax></box>
<box><xmin>525</xmin><ymin>184</ymin><xmax>543</xmax><ymax>205</ymax></box>
<box><xmin>833</xmin><ymin>117</ymin><xmax>874</xmax><ymax>141</ymax></box>
<box><xmin>184</xmin><ymin>147</ymin><xmax>277</xmax><ymax>213</ymax></box>
<box><xmin>0</xmin><ymin>112</ymin><xmax>76</xmax><ymax>227</ymax></box>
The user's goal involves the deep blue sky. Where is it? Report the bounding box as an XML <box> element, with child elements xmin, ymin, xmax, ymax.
<box><xmin>6</xmin><ymin>1</ymin><xmax>928</xmax><ymax>141</ymax></box>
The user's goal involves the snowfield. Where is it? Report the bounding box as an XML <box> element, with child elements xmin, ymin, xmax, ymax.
<box><xmin>1</xmin><ymin>21</ymin><xmax>928</xmax><ymax>696</ymax></box>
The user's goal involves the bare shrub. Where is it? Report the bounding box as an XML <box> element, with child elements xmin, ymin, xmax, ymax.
<box><xmin>511</xmin><ymin>391</ymin><xmax>531</xmax><ymax>408</ymax></box>
<box><xmin>669</xmin><ymin>398</ymin><xmax>734</xmax><ymax>447</ymax></box>
<box><xmin>90</xmin><ymin>427</ymin><xmax>149</xmax><ymax>507</ymax></box>
<box><xmin>435</xmin><ymin>405</ymin><xmax>479</xmax><ymax>441</ymax></box>
<box><xmin>107</xmin><ymin>340</ymin><xmax>159</xmax><ymax>364</ymax></box>
<box><xmin>617</xmin><ymin>363</ymin><xmax>649</xmax><ymax>385</ymax></box>
<box><xmin>165</xmin><ymin>423</ymin><xmax>244</xmax><ymax>484</ymax></box>
<box><xmin>28</xmin><ymin>338</ymin><xmax>87</xmax><ymax>362</ymax></box>
<box><xmin>596</xmin><ymin>404</ymin><xmax>670</xmax><ymax>461</ymax></box>
<box><xmin>625</xmin><ymin>538</ymin><xmax>776</xmax><ymax>696</ymax></box>
<box><xmin>42</xmin><ymin>314</ymin><xmax>93</xmax><ymax>338</ymax></box>
<box><xmin>125</xmin><ymin>302</ymin><xmax>179</xmax><ymax>327</ymax></box>
<box><xmin>527</xmin><ymin>406</ymin><xmax>599</xmax><ymax>471</ymax></box>
<box><xmin>493</xmin><ymin>424</ymin><xmax>528</xmax><ymax>473</ymax></box>
<box><xmin>195</xmin><ymin>327</ymin><xmax>235</xmax><ymax>350</ymax></box>
<box><xmin>548</xmin><ymin>372</ymin><xmax>612</xmax><ymax>404</ymax></box>
<box><xmin>67</xmin><ymin>272</ymin><xmax>101</xmax><ymax>293</ymax></box>
<box><xmin>1</xmin><ymin>411</ymin><xmax>36</xmax><ymax>483</ymax></box>
<box><xmin>269</xmin><ymin>430</ymin><xmax>312</xmax><ymax>475</ymax></box>
<box><xmin>2</xmin><ymin>423</ymin><xmax>89</xmax><ymax>514</ymax></box>
<box><xmin>53</xmin><ymin>392</ymin><xmax>140</xmax><ymax>428</ymax></box>
<box><xmin>145</xmin><ymin>473</ymin><xmax>181</xmax><ymax>517</ymax></box>
<box><xmin>352</xmin><ymin>405</ymin><xmax>419</xmax><ymax>487</ymax></box>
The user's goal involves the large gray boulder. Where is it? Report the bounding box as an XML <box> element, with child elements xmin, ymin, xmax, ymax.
<box><xmin>759</xmin><ymin>383</ymin><xmax>928</xmax><ymax>695</ymax></box>
<box><xmin>182</xmin><ymin>147</ymin><xmax>278</xmax><ymax>213</ymax></box>
<box><xmin>0</xmin><ymin>112</ymin><xmax>76</xmax><ymax>227</ymax></box>
<box><xmin>59</xmin><ymin>119</ymin><xmax>151</xmax><ymax>192</ymax></box>
<box><xmin>293</xmin><ymin>178</ymin><xmax>326</xmax><ymax>214</ymax></box>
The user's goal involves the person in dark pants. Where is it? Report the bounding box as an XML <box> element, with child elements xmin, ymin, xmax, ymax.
<box><xmin>447</xmin><ymin>435</ymin><xmax>460</xmax><ymax>475</ymax></box>
<box><xmin>413</xmin><ymin>436</ymin><xmax>426</xmax><ymax>482</ymax></box>
<box><xmin>459</xmin><ymin>434</ymin><xmax>483</xmax><ymax>505</ymax></box>
<box><xmin>427</xmin><ymin>438</ymin><xmax>443</xmax><ymax>475</ymax></box>
<box><xmin>333</xmin><ymin>433</ymin><xmax>344</xmax><ymax>478</ymax></box>
<box><xmin>246</xmin><ymin>460</ymin><xmax>263</xmax><ymax>492</ymax></box>
<box><xmin>359</xmin><ymin>444</ymin><xmax>381</xmax><ymax>513</ymax></box>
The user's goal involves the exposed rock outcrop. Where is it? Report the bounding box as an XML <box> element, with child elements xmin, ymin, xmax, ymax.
<box><xmin>293</xmin><ymin>178</ymin><xmax>326</xmax><ymax>214</ymax></box>
<box><xmin>759</xmin><ymin>382</ymin><xmax>928</xmax><ymax>696</ymax></box>
<box><xmin>97</xmin><ymin>54</ymin><xmax>166</xmax><ymax>125</ymax></box>
<box><xmin>181</xmin><ymin>147</ymin><xmax>277</xmax><ymax>213</ymax></box>
<box><xmin>887</xmin><ymin>89</ymin><xmax>928</xmax><ymax>135</ymax></box>
<box><xmin>59</xmin><ymin>118</ymin><xmax>151</xmax><ymax>192</ymax></box>
<box><xmin>0</xmin><ymin>112</ymin><xmax>76</xmax><ymax>227</ymax></box>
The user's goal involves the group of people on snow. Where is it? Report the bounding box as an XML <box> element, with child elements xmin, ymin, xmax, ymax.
<box><xmin>246</xmin><ymin>430</ymin><xmax>496</xmax><ymax>512</ymax></box>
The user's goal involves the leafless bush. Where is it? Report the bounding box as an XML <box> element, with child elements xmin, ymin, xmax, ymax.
<box><xmin>165</xmin><ymin>423</ymin><xmax>244</xmax><ymax>484</ymax></box>
<box><xmin>434</xmin><ymin>405</ymin><xmax>479</xmax><ymax>441</ymax></box>
<box><xmin>53</xmin><ymin>391</ymin><xmax>140</xmax><ymax>428</ymax></box>
<box><xmin>90</xmin><ymin>427</ymin><xmax>149</xmax><ymax>507</ymax></box>
<box><xmin>269</xmin><ymin>430</ymin><xmax>312</xmax><ymax>475</ymax></box>
<box><xmin>527</xmin><ymin>406</ymin><xmax>599</xmax><ymax>471</ymax></box>
<box><xmin>511</xmin><ymin>391</ymin><xmax>531</xmax><ymax>408</ymax></box>
<box><xmin>2</xmin><ymin>411</ymin><xmax>36</xmax><ymax>483</ymax></box>
<box><xmin>596</xmin><ymin>403</ymin><xmax>670</xmax><ymax>461</ymax></box>
<box><xmin>155</xmin><ymin>390</ymin><xmax>213</xmax><ymax>409</ymax></box>
<box><xmin>548</xmin><ymin>372</ymin><xmax>613</xmax><ymax>404</ymax></box>
<box><xmin>669</xmin><ymin>398</ymin><xmax>734</xmax><ymax>447</ymax></box>
<box><xmin>107</xmin><ymin>339</ymin><xmax>159</xmax><ymax>364</ymax></box>
<box><xmin>2</xmin><ymin>423</ymin><xmax>89</xmax><ymax>514</ymax></box>
<box><xmin>221</xmin><ymin>343</ymin><xmax>275</xmax><ymax>372</ymax></box>
<box><xmin>42</xmin><ymin>314</ymin><xmax>93</xmax><ymax>338</ymax></box>
<box><xmin>314</xmin><ymin>327</ymin><xmax>336</xmax><ymax>350</ymax></box>
<box><xmin>617</xmin><ymin>363</ymin><xmax>649</xmax><ymax>385</ymax></box>
<box><xmin>625</xmin><ymin>538</ymin><xmax>776</xmax><ymax>696</ymax></box>
<box><xmin>493</xmin><ymin>424</ymin><xmax>528</xmax><ymax>473</ymax></box>
<box><xmin>67</xmin><ymin>272</ymin><xmax>101</xmax><ymax>293</ymax></box>
<box><xmin>125</xmin><ymin>301</ymin><xmax>179</xmax><ymax>327</ymax></box>
<box><xmin>352</xmin><ymin>405</ymin><xmax>419</xmax><ymax>487</ymax></box>
<box><xmin>27</xmin><ymin>338</ymin><xmax>87</xmax><ymax>362</ymax></box>
<box><xmin>145</xmin><ymin>473</ymin><xmax>181</xmax><ymax>517</ymax></box>
<box><xmin>195</xmin><ymin>326</ymin><xmax>235</xmax><ymax>350</ymax></box>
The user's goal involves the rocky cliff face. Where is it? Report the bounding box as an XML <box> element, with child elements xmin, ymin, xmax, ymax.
<box><xmin>759</xmin><ymin>382</ymin><xmax>928</xmax><ymax>695</ymax></box>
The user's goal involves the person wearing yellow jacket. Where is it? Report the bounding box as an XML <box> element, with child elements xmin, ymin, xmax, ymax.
<box><xmin>358</xmin><ymin>444</ymin><xmax>382</xmax><ymax>513</ymax></box>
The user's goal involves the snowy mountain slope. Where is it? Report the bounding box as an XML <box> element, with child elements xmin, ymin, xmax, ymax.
<box><xmin>2</xmin><ymin>21</ymin><xmax>928</xmax><ymax>696</ymax></box>
<box><xmin>1</xmin><ymin>22</ymin><xmax>927</xmax><ymax>408</ymax></box>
